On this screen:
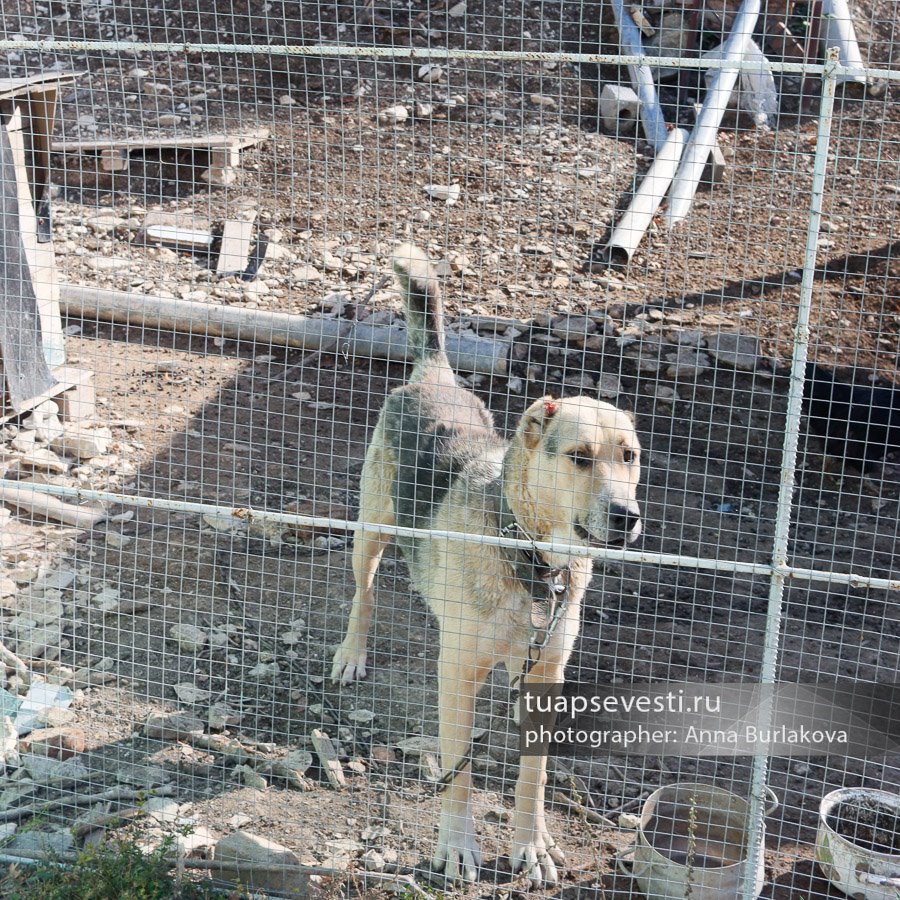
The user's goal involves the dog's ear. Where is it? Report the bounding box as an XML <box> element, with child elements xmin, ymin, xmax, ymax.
<box><xmin>519</xmin><ymin>396</ymin><xmax>559</xmax><ymax>450</ymax></box>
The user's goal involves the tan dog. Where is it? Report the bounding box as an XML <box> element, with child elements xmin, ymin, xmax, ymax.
<box><xmin>332</xmin><ymin>245</ymin><xmax>643</xmax><ymax>885</ymax></box>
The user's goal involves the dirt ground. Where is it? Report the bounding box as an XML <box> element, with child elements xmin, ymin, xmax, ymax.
<box><xmin>1</xmin><ymin>0</ymin><xmax>899</xmax><ymax>897</ymax></box>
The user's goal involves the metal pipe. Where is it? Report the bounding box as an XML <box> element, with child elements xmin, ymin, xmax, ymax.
<box><xmin>608</xmin><ymin>0</ymin><xmax>670</xmax><ymax>152</ymax></box>
<box><xmin>740</xmin><ymin>47</ymin><xmax>841</xmax><ymax>900</ymax></box>
<box><xmin>600</xmin><ymin>127</ymin><xmax>688</xmax><ymax>266</ymax></box>
<box><xmin>665</xmin><ymin>0</ymin><xmax>762</xmax><ymax>226</ymax></box>
<box><xmin>821</xmin><ymin>0</ymin><xmax>866</xmax><ymax>87</ymax></box>
<box><xmin>58</xmin><ymin>283</ymin><xmax>509</xmax><ymax>377</ymax></box>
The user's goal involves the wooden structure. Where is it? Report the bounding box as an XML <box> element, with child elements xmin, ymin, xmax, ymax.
<box><xmin>51</xmin><ymin>128</ymin><xmax>270</xmax><ymax>186</ymax></box>
<box><xmin>0</xmin><ymin>72</ymin><xmax>93</xmax><ymax>422</ymax></box>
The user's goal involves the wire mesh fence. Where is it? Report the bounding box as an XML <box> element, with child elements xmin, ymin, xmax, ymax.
<box><xmin>0</xmin><ymin>0</ymin><xmax>898</xmax><ymax>897</ymax></box>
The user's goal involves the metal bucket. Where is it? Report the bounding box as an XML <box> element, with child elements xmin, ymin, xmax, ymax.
<box><xmin>618</xmin><ymin>782</ymin><xmax>778</xmax><ymax>899</ymax></box>
<box><xmin>816</xmin><ymin>788</ymin><xmax>900</xmax><ymax>900</ymax></box>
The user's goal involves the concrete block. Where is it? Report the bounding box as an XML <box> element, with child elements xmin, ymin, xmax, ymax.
<box><xmin>600</xmin><ymin>84</ymin><xmax>641</xmax><ymax>135</ymax></box>
<box><xmin>53</xmin><ymin>367</ymin><xmax>96</xmax><ymax>422</ymax></box>
<box><xmin>701</xmin><ymin>145</ymin><xmax>727</xmax><ymax>186</ymax></box>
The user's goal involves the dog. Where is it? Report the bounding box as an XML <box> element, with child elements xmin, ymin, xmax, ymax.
<box><xmin>803</xmin><ymin>362</ymin><xmax>899</xmax><ymax>473</ymax></box>
<box><xmin>331</xmin><ymin>245</ymin><xmax>643</xmax><ymax>886</ymax></box>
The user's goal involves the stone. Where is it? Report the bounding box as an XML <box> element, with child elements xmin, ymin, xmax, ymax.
<box><xmin>706</xmin><ymin>331</ymin><xmax>760</xmax><ymax>371</ymax></box>
<box><xmin>378</xmin><ymin>105</ymin><xmax>408</xmax><ymax>124</ymax></box>
<box><xmin>665</xmin><ymin>349</ymin><xmax>711</xmax><ymax>379</ymax></box>
<box><xmin>169</xmin><ymin>623</ymin><xmax>208</xmax><ymax>653</ymax></box>
<box><xmin>551</xmin><ymin>315</ymin><xmax>597</xmax><ymax>343</ymax></box>
<box><xmin>50</xmin><ymin>425</ymin><xmax>112</xmax><ymax>461</ymax></box>
<box><xmin>141</xmin><ymin>713</ymin><xmax>203</xmax><ymax>741</ymax></box>
<box><xmin>18</xmin><ymin>726</ymin><xmax>86</xmax><ymax>760</ymax></box>
<box><xmin>173</xmin><ymin>683</ymin><xmax>211</xmax><ymax>704</ymax></box>
<box><xmin>424</xmin><ymin>183</ymin><xmax>461</xmax><ymax>205</ymax></box>
<box><xmin>234</xmin><ymin>764</ymin><xmax>268</xmax><ymax>789</ymax></box>
<box><xmin>213</xmin><ymin>831</ymin><xmax>308</xmax><ymax>895</ymax></box>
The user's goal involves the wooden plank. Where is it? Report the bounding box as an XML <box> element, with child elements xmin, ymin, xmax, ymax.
<box><xmin>216</xmin><ymin>217</ymin><xmax>256</xmax><ymax>274</ymax></box>
<box><xmin>51</xmin><ymin>128</ymin><xmax>270</xmax><ymax>154</ymax></box>
<box><xmin>310</xmin><ymin>729</ymin><xmax>347</xmax><ymax>788</ymax></box>
<box><xmin>0</xmin><ymin>72</ymin><xmax>80</xmax><ymax>102</ymax></box>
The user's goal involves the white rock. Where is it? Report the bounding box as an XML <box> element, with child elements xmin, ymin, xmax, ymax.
<box><xmin>448</xmin><ymin>0</ymin><xmax>467</xmax><ymax>15</ymax></box>
<box><xmin>378</xmin><ymin>105</ymin><xmax>409</xmax><ymax>124</ymax></box>
<box><xmin>424</xmin><ymin>183</ymin><xmax>461</xmax><ymax>206</ymax></box>
<box><xmin>418</xmin><ymin>64</ymin><xmax>443</xmax><ymax>83</ymax></box>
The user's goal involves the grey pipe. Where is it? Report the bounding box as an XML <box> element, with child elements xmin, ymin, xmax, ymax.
<box><xmin>665</xmin><ymin>0</ymin><xmax>762</xmax><ymax>226</ymax></box>
<box><xmin>600</xmin><ymin>127</ymin><xmax>688</xmax><ymax>266</ymax></box>
<box><xmin>608</xmin><ymin>0</ymin><xmax>670</xmax><ymax>153</ymax></box>
<box><xmin>58</xmin><ymin>284</ymin><xmax>510</xmax><ymax>376</ymax></box>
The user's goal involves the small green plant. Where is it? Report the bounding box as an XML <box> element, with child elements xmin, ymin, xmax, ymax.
<box><xmin>2</xmin><ymin>833</ymin><xmax>217</xmax><ymax>900</ymax></box>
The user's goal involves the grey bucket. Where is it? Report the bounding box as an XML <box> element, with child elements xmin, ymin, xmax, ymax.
<box><xmin>618</xmin><ymin>782</ymin><xmax>778</xmax><ymax>899</ymax></box>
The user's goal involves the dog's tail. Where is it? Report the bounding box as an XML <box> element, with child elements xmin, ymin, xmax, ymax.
<box><xmin>393</xmin><ymin>243</ymin><xmax>446</xmax><ymax>363</ymax></box>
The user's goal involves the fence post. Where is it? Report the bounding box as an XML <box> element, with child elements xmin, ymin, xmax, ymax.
<box><xmin>740</xmin><ymin>46</ymin><xmax>841</xmax><ymax>900</ymax></box>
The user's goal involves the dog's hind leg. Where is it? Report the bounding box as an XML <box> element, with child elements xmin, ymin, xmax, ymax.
<box><xmin>331</xmin><ymin>438</ymin><xmax>394</xmax><ymax>685</ymax></box>
<box><xmin>433</xmin><ymin>642</ymin><xmax>492</xmax><ymax>884</ymax></box>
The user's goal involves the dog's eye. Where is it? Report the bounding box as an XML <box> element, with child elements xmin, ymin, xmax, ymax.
<box><xmin>623</xmin><ymin>448</ymin><xmax>637</xmax><ymax>464</ymax></box>
<box><xmin>567</xmin><ymin>449</ymin><xmax>593</xmax><ymax>469</ymax></box>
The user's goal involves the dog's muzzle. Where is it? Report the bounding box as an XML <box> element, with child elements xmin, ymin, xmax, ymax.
<box><xmin>576</xmin><ymin>502</ymin><xmax>642</xmax><ymax>546</ymax></box>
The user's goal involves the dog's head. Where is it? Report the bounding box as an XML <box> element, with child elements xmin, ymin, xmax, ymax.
<box><xmin>507</xmin><ymin>395</ymin><xmax>642</xmax><ymax>548</ymax></box>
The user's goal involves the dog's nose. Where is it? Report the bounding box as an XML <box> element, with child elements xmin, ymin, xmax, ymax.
<box><xmin>609</xmin><ymin>503</ymin><xmax>641</xmax><ymax>537</ymax></box>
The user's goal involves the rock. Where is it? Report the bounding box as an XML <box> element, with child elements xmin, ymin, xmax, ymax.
<box><xmin>143</xmin><ymin>711</ymin><xmax>205</xmax><ymax>740</ymax></box>
<box><xmin>248</xmin><ymin>661</ymin><xmax>280</xmax><ymax>679</ymax></box>
<box><xmin>378</xmin><ymin>105</ymin><xmax>408</xmax><ymax>124</ymax></box>
<box><xmin>596</xmin><ymin>373</ymin><xmax>623</xmax><ymax>398</ymax></box>
<box><xmin>424</xmin><ymin>183</ymin><xmax>461</xmax><ymax>206</ymax></box>
<box><xmin>7</xmin><ymin>828</ymin><xmax>75</xmax><ymax>857</ymax></box>
<box><xmin>50</xmin><ymin>425</ymin><xmax>112</xmax><ymax>461</ymax></box>
<box><xmin>169</xmin><ymin>623</ymin><xmax>208</xmax><ymax>653</ymax></box>
<box><xmin>15</xmin><ymin>446</ymin><xmax>70</xmax><ymax>475</ymax></box>
<box><xmin>346</xmin><ymin>709</ymin><xmax>375</xmax><ymax>724</ymax></box>
<box><xmin>22</xmin><ymin>752</ymin><xmax>90</xmax><ymax>782</ymax></box>
<box><xmin>395</xmin><ymin>735</ymin><xmax>441</xmax><ymax>756</ymax></box>
<box><xmin>104</xmin><ymin>531</ymin><xmax>132</xmax><ymax>550</ymax></box>
<box><xmin>234</xmin><ymin>764</ymin><xmax>268</xmax><ymax>789</ymax></box>
<box><xmin>706</xmin><ymin>331</ymin><xmax>760</xmax><ymax>371</ymax></box>
<box><xmin>665</xmin><ymin>349</ymin><xmax>711</xmax><ymax>379</ymax></box>
<box><xmin>292</xmin><ymin>264</ymin><xmax>322</xmax><ymax>282</ymax></box>
<box><xmin>144</xmin><ymin>797</ymin><xmax>181</xmax><ymax>824</ymax></box>
<box><xmin>363</xmin><ymin>848</ymin><xmax>386</xmax><ymax>870</ymax></box>
<box><xmin>563</xmin><ymin>373</ymin><xmax>596</xmax><ymax>391</ymax></box>
<box><xmin>418</xmin><ymin>63</ymin><xmax>443</xmax><ymax>83</ymax></box>
<box><xmin>552</xmin><ymin>315</ymin><xmax>597</xmax><ymax>343</ymax></box>
<box><xmin>173</xmin><ymin>683</ymin><xmax>211</xmax><ymax>704</ymax></box>
<box><xmin>214</xmin><ymin>831</ymin><xmax>307</xmax><ymax>895</ymax></box>
<box><xmin>18</xmin><ymin>726</ymin><xmax>86</xmax><ymax>760</ymax></box>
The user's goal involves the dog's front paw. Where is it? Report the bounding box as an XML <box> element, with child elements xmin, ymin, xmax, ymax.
<box><xmin>330</xmin><ymin>641</ymin><xmax>368</xmax><ymax>685</ymax></box>
<box><xmin>433</xmin><ymin>808</ymin><xmax>482</xmax><ymax>884</ymax></box>
<box><xmin>511</xmin><ymin>830</ymin><xmax>565</xmax><ymax>886</ymax></box>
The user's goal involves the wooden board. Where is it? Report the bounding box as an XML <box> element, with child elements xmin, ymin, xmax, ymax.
<box><xmin>51</xmin><ymin>128</ymin><xmax>270</xmax><ymax>155</ymax></box>
<box><xmin>216</xmin><ymin>216</ymin><xmax>256</xmax><ymax>274</ymax></box>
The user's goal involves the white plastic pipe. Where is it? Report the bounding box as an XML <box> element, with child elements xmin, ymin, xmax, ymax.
<box><xmin>608</xmin><ymin>0</ymin><xmax>669</xmax><ymax>153</ymax></box>
<box><xmin>58</xmin><ymin>284</ymin><xmax>510</xmax><ymax>376</ymax></box>
<box><xmin>821</xmin><ymin>0</ymin><xmax>866</xmax><ymax>87</ymax></box>
<box><xmin>601</xmin><ymin>127</ymin><xmax>688</xmax><ymax>266</ymax></box>
<box><xmin>665</xmin><ymin>0</ymin><xmax>761</xmax><ymax>227</ymax></box>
